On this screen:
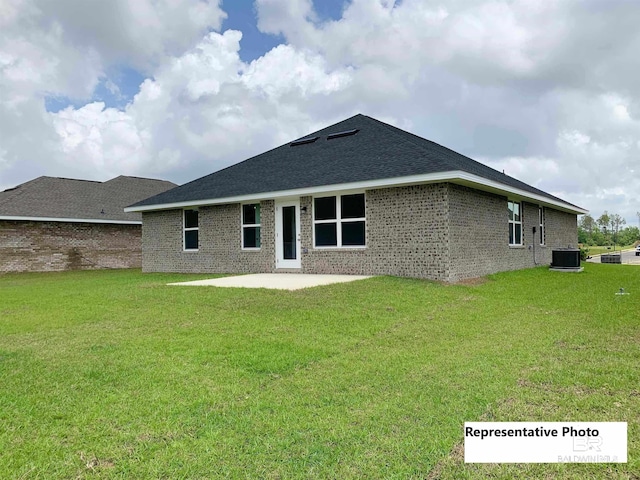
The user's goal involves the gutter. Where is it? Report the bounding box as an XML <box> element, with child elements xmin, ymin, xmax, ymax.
<box><xmin>0</xmin><ymin>215</ymin><xmax>142</xmax><ymax>225</ymax></box>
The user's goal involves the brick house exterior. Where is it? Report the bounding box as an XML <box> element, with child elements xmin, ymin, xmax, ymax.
<box><xmin>0</xmin><ymin>221</ymin><xmax>143</xmax><ymax>273</ymax></box>
<box><xmin>0</xmin><ymin>176</ymin><xmax>176</xmax><ymax>273</ymax></box>
<box><xmin>128</xmin><ymin>115</ymin><xmax>585</xmax><ymax>282</ymax></box>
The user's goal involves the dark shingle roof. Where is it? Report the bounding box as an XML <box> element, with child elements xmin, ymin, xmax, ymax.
<box><xmin>130</xmin><ymin>114</ymin><xmax>583</xmax><ymax>211</ymax></box>
<box><xmin>0</xmin><ymin>176</ymin><xmax>177</xmax><ymax>223</ymax></box>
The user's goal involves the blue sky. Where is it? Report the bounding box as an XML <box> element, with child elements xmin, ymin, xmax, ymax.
<box><xmin>45</xmin><ymin>0</ymin><xmax>347</xmax><ymax>114</ymax></box>
<box><xmin>45</xmin><ymin>67</ymin><xmax>148</xmax><ymax>112</ymax></box>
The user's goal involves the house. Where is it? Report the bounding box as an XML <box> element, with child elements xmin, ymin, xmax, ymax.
<box><xmin>0</xmin><ymin>175</ymin><xmax>176</xmax><ymax>273</ymax></box>
<box><xmin>126</xmin><ymin>114</ymin><xmax>586</xmax><ymax>282</ymax></box>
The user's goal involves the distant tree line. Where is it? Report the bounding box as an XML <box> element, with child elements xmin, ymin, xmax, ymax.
<box><xmin>578</xmin><ymin>211</ymin><xmax>640</xmax><ymax>247</ymax></box>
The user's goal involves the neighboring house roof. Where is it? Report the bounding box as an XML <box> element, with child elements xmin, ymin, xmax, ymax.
<box><xmin>0</xmin><ymin>176</ymin><xmax>177</xmax><ymax>224</ymax></box>
<box><xmin>126</xmin><ymin>114</ymin><xmax>586</xmax><ymax>214</ymax></box>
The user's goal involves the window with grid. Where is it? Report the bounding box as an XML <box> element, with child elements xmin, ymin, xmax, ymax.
<box><xmin>314</xmin><ymin>194</ymin><xmax>366</xmax><ymax>247</ymax></box>
<box><xmin>242</xmin><ymin>203</ymin><xmax>261</xmax><ymax>249</ymax></box>
<box><xmin>539</xmin><ymin>206</ymin><xmax>545</xmax><ymax>245</ymax></box>
<box><xmin>183</xmin><ymin>209</ymin><xmax>199</xmax><ymax>251</ymax></box>
<box><xmin>508</xmin><ymin>201</ymin><xmax>522</xmax><ymax>246</ymax></box>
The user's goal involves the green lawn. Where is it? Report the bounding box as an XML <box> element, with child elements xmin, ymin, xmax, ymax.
<box><xmin>585</xmin><ymin>245</ymin><xmax>635</xmax><ymax>256</ymax></box>
<box><xmin>0</xmin><ymin>266</ymin><xmax>638</xmax><ymax>479</ymax></box>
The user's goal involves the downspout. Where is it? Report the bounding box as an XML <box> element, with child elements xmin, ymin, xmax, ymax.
<box><xmin>532</xmin><ymin>226</ymin><xmax>539</xmax><ymax>265</ymax></box>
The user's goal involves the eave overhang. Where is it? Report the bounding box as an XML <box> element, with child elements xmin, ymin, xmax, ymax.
<box><xmin>124</xmin><ymin>171</ymin><xmax>588</xmax><ymax>216</ymax></box>
<box><xmin>0</xmin><ymin>215</ymin><xmax>141</xmax><ymax>225</ymax></box>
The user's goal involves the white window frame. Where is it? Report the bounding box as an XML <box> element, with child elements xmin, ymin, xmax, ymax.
<box><xmin>183</xmin><ymin>208</ymin><xmax>199</xmax><ymax>252</ymax></box>
<box><xmin>241</xmin><ymin>203</ymin><xmax>261</xmax><ymax>250</ymax></box>
<box><xmin>508</xmin><ymin>200</ymin><xmax>522</xmax><ymax>246</ymax></box>
<box><xmin>313</xmin><ymin>193</ymin><xmax>366</xmax><ymax>249</ymax></box>
<box><xmin>539</xmin><ymin>206</ymin><xmax>545</xmax><ymax>246</ymax></box>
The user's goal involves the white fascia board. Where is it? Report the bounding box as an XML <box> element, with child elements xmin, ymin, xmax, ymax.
<box><xmin>453</xmin><ymin>172</ymin><xmax>589</xmax><ymax>214</ymax></box>
<box><xmin>0</xmin><ymin>215</ymin><xmax>141</xmax><ymax>225</ymax></box>
<box><xmin>124</xmin><ymin>170</ymin><xmax>587</xmax><ymax>215</ymax></box>
<box><xmin>124</xmin><ymin>172</ymin><xmax>455</xmax><ymax>212</ymax></box>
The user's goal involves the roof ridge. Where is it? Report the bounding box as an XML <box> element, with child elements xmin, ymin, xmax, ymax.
<box><xmin>354</xmin><ymin>116</ymin><xmax>582</xmax><ymax>208</ymax></box>
<box><xmin>1</xmin><ymin>176</ymin><xmax>47</xmax><ymax>193</ymax></box>
<box><xmin>361</xmin><ymin>115</ymin><xmax>479</xmax><ymax>167</ymax></box>
<box><xmin>365</xmin><ymin>117</ymin><xmax>538</xmax><ymax>183</ymax></box>
<box><xmin>0</xmin><ymin>174</ymin><xmax>177</xmax><ymax>220</ymax></box>
<box><xmin>3</xmin><ymin>176</ymin><xmax>175</xmax><ymax>195</ymax></box>
<box><xmin>105</xmin><ymin>175</ymin><xmax>177</xmax><ymax>184</ymax></box>
<box><xmin>167</xmin><ymin>115</ymin><xmax>367</xmax><ymax>191</ymax></box>
<box><xmin>0</xmin><ymin>176</ymin><xmax>47</xmax><ymax>204</ymax></box>
<box><xmin>46</xmin><ymin>176</ymin><xmax>102</xmax><ymax>183</ymax></box>
<box><xmin>127</xmin><ymin>113</ymin><xmax>584</xmax><ymax>212</ymax></box>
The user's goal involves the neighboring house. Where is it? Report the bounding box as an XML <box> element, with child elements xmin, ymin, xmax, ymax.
<box><xmin>0</xmin><ymin>176</ymin><xmax>176</xmax><ymax>273</ymax></box>
<box><xmin>126</xmin><ymin>114</ymin><xmax>587</xmax><ymax>282</ymax></box>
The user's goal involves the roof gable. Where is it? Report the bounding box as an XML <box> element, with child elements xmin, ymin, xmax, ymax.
<box><xmin>128</xmin><ymin>114</ymin><xmax>585</xmax><ymax>214</ymax></box>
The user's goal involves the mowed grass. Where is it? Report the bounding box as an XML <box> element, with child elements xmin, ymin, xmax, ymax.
<box><xmin>586</xmin><ymin>245</ymin><xmax>635</xmax><ymax>256</ymax></box>
<box><xmin>0</xmin><ymin>266</ymin><xmax>638</xmax><ymax>479</ymax></box>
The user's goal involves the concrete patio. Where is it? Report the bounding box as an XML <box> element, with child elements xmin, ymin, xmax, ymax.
<box><xmin>168</xmin><ymin>273</ymin><xmax>373</xmax><ymax>290</ymax></box>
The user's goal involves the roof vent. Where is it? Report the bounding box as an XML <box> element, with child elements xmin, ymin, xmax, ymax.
<box><xmin>290</xmin><ymin>136</ymin><xmax>319</xmax><ymax>146</ymax></box>
<box><xmin>327</xmin><ymin>129</ymin><xmax>359</xmax><ymax>140</ymax></box>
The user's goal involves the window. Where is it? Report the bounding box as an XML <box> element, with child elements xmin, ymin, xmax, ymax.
<box><xmin>242</xmin><ymin>203</ymin><xmax>261</xmax><ymax>249</ymax></box>
<box><xmin>183</xmin><ymin>209</ymin><xmax>199</xmax><ymax>251</ymax></box>
<box><xmin>539</xmin><ymin>207</ymin><xmax>545</xmax><ymax>245</ymax></box>
<box><xmin>508</xmin><ymin>201</ymin><xmax>522</xmax><ymax>246</ymax></box>
<box><xmin>314</xmin><ymin>193</ymin><xmax>366</xmax><ymax>247</ymax></box>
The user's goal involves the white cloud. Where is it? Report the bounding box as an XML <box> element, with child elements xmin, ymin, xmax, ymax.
<box><xmin>559</xmin><ymin>131</ymin><xmax>591</xmax><ymax>148</ymax></box>
<box><xmin>53</xmin><ymin>102</ymin><xmax>142</xmax><ymax>174</ymax></box>
<box><xmin>35</xmin><ymin>0</ymin><xmax>227</xmax><ymax>72</ymax></box>
<box><xmin>0</xmin><ymin>0</ymin><xmax>226</xmax><ymax>106</ymax></box>
<box><xmin>44</xmin><ymin>30</ymin><xmax>355</xmax><ymax>183</ymax></box>
<box><xmin>255</xmin><ymin>0</ymin><xmax>567</xmax><ymax>84</ymax></box>
<box><xmin>481</xmin><ymin>90</ymin><xmax>640</xmax><ymax>221</ymax></box>
<box><xmin>0</xmin><ymin>0</ymin><xmax>226</xmax><ymax>185</ymax></box>
<box><xmin>243</xmin><ymin>44</ymin><xmax>352</xmax><ymax>98</ymax></box>
<box><xmin>2</xmin><ymin>0</ymin><xmax>640</xmax><ymax>225</ymax></box>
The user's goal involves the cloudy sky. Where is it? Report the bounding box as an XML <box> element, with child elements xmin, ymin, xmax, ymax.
<box><xmin>1</xmin><ymin>0</ymin><xmax>639</xmax><ymax>223</ymax></box>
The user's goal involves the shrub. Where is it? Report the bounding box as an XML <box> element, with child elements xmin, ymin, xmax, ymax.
<box><xmin>580</xmin><ymin>245</ymin><xmax>590</xmax><ymax>261</ymax></box>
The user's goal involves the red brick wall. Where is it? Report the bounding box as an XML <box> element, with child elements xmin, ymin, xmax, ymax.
<box><xmin>0</xmin><ymin>220</ymin><xmax>142</xmax><ymax>273</ymax></box>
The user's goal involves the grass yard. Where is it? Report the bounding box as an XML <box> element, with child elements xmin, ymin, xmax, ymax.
<box><xmin>585</xmin><ymin>245</ymin><xmax>635</xmax><ymax>256</ymax></box>
<box><xmin>0</xmin><ymin>265</ymin><xmax>638</xmax><ymax>479</ymax></box>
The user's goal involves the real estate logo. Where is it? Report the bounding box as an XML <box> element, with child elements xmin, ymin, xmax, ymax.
<box><xmin>464</xmin><ymin>422</ymin><xmax>627</xmax><ymax>463</ymax></box>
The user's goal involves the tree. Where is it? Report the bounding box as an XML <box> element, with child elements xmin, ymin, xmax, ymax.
<box><xmin>597</xmin><ymin>212</ymin><xmax>610</xmax><ymax>244</ymax></box>
<box><xmin>591</xmin><ymin>229</ymin><xmax>606</xmax><ymax>246</ymax></box>
<box><xmin>619</xmin><ymin>226</ymin><xmax>640</xmax><ymax>246</ymax></box>
<box><xmin>578</xmin><ymin>214</ymin><xmax>597</xmax><ymax>245</ymax></box>
<box><xmin>578</xmin><ymin>227</ymin><xmax>589</xmax><ymax>244</ymax></box>
<box><xmin>609</xmin><ymin>214</ymin><xmax>626</xmax><ymax>251</ymax></box>
<box><xmin>580</xmin><ymin>211</ymin><xmax>636</xmax><ymax>247</ymax></box>
<box><xmin>580</xmin><ymin>214</ymin><xmax>596</xmax><ymax>235</ymax></box>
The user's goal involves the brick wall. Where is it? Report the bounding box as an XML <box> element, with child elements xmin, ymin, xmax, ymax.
<box><xmin>544</xmin><ymin>207</ymin><xmax>578</xmax><ymax>250</ymax></box>
<box><xmin>0</xmin><ymin>220</ymin><xmax>142</xmax><ymax>273</ymax></box>
<box><xmin>447</xmin><ymin>184</ymin><xmax>578</xmax><ymax>281</ymax></box>
<box><xmin>299</xmin><ymin>184</ymin><xmax>450</xmax><ymax>279</ymax></box>
<box><xmin>140</xmin><ymin>183</ymin><xmax>578</xmax><ymax>282</ymax></box>
<box><xmin>141</xmin><ymin>201</ymin><xmax>275</xmax><ymax>273</ymax></box>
